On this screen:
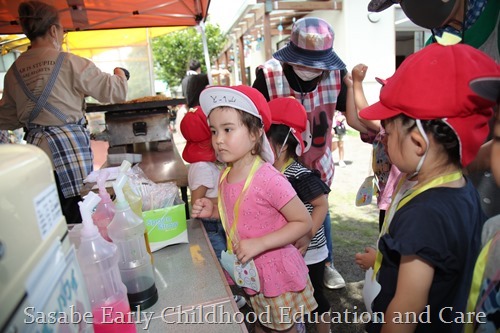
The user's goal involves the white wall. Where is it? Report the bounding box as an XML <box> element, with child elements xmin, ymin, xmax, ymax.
<box><xmin>245</xmin><ymin>40</ymin><xmax>267</xmax><ymax>84</ymax></box>
<box><xmin>338</xmin><ymin>1</ymin><xmax>396</xmax><ymax>105</ymax></box>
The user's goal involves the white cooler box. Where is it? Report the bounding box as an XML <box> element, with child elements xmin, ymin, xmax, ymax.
<box><xmin>0</xmin><ymin>144</ymin><xmax>91</xmax><ymax>332</ymax></box>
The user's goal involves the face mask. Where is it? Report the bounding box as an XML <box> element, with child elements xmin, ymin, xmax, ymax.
<box><xmin>293</xmin><ymin>66</ymin><xmax>323</xmax><ymax>81</ymax></box>
<box><xmin>52</xmin><ymin>32</ymin><xmax>61</xmax><ymax>51</ymax></box>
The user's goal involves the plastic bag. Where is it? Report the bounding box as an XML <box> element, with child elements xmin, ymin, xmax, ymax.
<box><xmin>356</xmin><ymin>176</ymin><xmax>376</xmax><ymax>206</ymax></box>
<box><xmin>220</xmin><ymin>250</ymin><xmax>260</xmax><ymax>292</ymax></box>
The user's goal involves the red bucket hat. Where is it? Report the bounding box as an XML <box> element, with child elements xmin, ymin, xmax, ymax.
<box><xmin>359</xmin><ymin>43</ymin><xmax>499</xmax><ymax>167</ymax></box>
<box><xmin>180</xmin><ymin>106</ymin><xmax>216</xmax><ymax>163</ymax></box>
<box><xmin>268</xmin><ymin>97</ymin><xmax>307</xmax><ymax>156</ymax></box>
<box><xmin>199</xmin><ymin>85</ymin><xmax>274</xmax><ymax>163</ymax></box>
<box><xmin>375</xmin><ymin>77</ymin><xmax>388</xmax><ymax>86</ymax></box>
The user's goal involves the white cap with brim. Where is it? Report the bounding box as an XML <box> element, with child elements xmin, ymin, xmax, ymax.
<box><xmin>199</xmin><ymin>86</ymin><xmax>275</xmax><ymax>164</ymax></box>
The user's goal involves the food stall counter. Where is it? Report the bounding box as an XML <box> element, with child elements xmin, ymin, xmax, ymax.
<box><xmin>139</xmin><ymin>219</ymin><xmax>248</xmax><ymax>332</ymax></box>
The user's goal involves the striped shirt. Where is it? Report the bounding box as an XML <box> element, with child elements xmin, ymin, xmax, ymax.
<box><xmin>283</xmin><ymin>161</ymin><xmax>330</xmax><ymax>262</ymax></box>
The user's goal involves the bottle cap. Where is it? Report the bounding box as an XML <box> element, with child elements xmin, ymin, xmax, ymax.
<box><xmin>96</xmin><ymin>169</ymin><xmax>112</xmax><ymax>203</ymax></box>
<box><xmin>79</xmin><ymin>191</ymin><xmax>101</xmax><ymax>238</ymax></box>
<box><xmin>113</xmin><ymin>173</ymin><xmax>129</xmax><ymax>210</ymax></box>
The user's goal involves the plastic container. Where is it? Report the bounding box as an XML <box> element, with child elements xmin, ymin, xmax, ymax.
<box><xmin>117</xmin><ymin>160</ymin><xmax>154</xmax><ymax>263</ymax></box>
<box><xmin>118</xmin><ymin>160</ymin><xmax>142</xmax><ymax>217</ymax></box>
<box><xmin>68</xmin><ymin>223</ymin><xmax>83</xmax><ymax>249</ymax></box>
<box><xmin>76</xmin><ymin>192</ymin><xmax>136</xmax><ymax>333</ymax></box>
<box><xmin>107</xmin><ymin>173</ymin><xmax>158</xmax><ymax>310</ymax></box>
<box><xmin>94</xmin><ymin>169</ymin><xmax>115</xmax><ymax>241</ymax></box>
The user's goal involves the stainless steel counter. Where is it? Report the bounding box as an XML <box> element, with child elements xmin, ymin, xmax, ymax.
<box><xmin>139</xmin><ymin>219</ymin><xmax>248</xmax><ymax>332</ymax></box>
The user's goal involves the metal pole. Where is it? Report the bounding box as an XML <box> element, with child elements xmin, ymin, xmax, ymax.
<box><xmin>146</xmin><ymin>28</ymin><xmax>156</xmax><ymax>95</ymax></box>
<box><xmin>198</xmin><ymin>21</ymin><xmax>213</xmax><ymax>85</ymax></box>
<box><xmin>232</xmin><ymin>35</ymin><xmax>240</xmax><ymax>85</ymax></box>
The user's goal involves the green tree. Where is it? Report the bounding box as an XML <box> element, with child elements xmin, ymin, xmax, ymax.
<box><xmin>152</xmin><ymin>23</ymin><xmax>226</xmax><ymax>88</ymax></box>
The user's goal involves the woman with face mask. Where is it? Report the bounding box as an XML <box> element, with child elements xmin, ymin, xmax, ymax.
<box><xmin>252</xmin><ymin>17</ymin><xmax>349</xmax><ymax>291</ymax></box>
<box><xmin>0</xmin><ymin>1</ymin><xmax>129</xmax><ymax>224</ymax></box>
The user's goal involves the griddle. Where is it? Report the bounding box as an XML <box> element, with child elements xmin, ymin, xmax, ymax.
<box><xmin>85</xmin><ymin>98</ymin><xmax>186</xmax><ymax>113</ymax></box>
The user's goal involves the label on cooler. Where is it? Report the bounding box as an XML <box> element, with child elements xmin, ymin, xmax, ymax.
<box><xmin>33</xmin><ymin>184</ymin><xmax>63</xmax><ymax>240</ymax></box>
<box><xmin>23</xmin><ymin>244</ymin><xmax>93</xmax><ymax>332</ymax></box>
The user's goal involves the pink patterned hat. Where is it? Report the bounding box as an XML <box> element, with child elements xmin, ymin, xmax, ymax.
<box><xmin>273</xmin><ymin>17</ymin><xmax>345</xmax><ymax>71</ymax></box>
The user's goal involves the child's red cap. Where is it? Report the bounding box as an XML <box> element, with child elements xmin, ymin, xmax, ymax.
<box><xmin>360</xmin><ymin>43</ymin><xmax>499</xmax><ymax>166</ymax></box>
<box><xmin>180</xmin><ymin>106</ymin><xmax>216</xmax><ymax>163</ymax></box>
<box><xmin>268</xmin><ymin>97</ymin><xmax>307</xmax><ymax>156</ymax></box>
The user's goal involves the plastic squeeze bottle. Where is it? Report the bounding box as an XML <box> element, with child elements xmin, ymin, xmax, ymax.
<box><xmin>94</xmin><ymin>169</ymin><xmax>115</xmax><ymax>241</ymax></box>
<box><xmin>118</xmin><ymin>160</ymin><xmax>153</xmax><ymax>263</ymax></box>
<box><xmin>76</xmin><ymin>192</ymin><xmax>136</xmax><ymax>333</ymax></box>
<box><xmin>119</xmin><ymin>160</ymin><xmax>142</xmax><ymax>216</ymax></box>
<box><xmin>107</xmin><ymin>174</ymin><xmax>158</xmax><ymax>310</ymax></box>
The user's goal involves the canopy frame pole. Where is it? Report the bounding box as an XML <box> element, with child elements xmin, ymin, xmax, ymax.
<box><xmin>146</xmin><ymin>28</ymin><xmax>156</xmax><ymax>96</ymax></box>
<box><xmin>198</xmin><ymin>21</ymin><xmax>212</xmax><ymax>85</ymax></box>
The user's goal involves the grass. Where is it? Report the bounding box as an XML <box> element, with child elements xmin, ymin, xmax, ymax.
<box><xmin>327</xmin><ymin>133</ymin><xmax>380</xmax><ymax>283</ymax></box>
<box><xmin>331</xmin><ymin>197</ymin><xmax>378</xmax><ymax>245</ymax></box>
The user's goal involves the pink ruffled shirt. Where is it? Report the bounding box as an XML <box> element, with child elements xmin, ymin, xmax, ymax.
<box><xmin>221</xmin><ymin>163</ymin><xmax>309</xmax><ymax>297</ymax></box>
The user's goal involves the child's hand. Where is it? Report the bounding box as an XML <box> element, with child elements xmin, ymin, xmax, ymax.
<box><xmin>191</xmin><ymin>198</ymin><xmax>214</xmax><ymax>218</ymax></box>
<box><xmin>343</xmin><ymin>72</ymin><xmax>353</xmax><ymax>88</ymax></box>
<box><xmin>355</xmin><ymin>247</ymin><xmax>376</xmax><ymax>271</ymax></box>
<box><xmin>233</xmin><ymin>238</ymin><xmax>264</xmax><ymax>265</ymax></box>
<box><xmin>294</xmin><ymin>234</ymin><xmax>311</xmax><ymax>256</ymax></box>
<box><xmin>352</xmin><ymin>64</ymin><xmax>368</xmax><ymax>83</ymax></box>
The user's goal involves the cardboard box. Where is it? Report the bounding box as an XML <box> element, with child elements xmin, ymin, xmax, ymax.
<box><xmin>143</xmin><ymin>203</ymin><xmax>188</xmax><ymax>252</ymax></box>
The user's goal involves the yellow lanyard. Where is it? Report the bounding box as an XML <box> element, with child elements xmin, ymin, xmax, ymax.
<box><xmin>279</xmin><ymin>158</ymin><xmax>294</xmax><ymax>174</ymax></box>
<box><xmin>218</xmin><ymin>157</ymin><xmax>262</xmax><ymax>253</ymax></box>
<box><xmin>372</xmin><ymin>171</ymin><xmax>463</xmax><ymax>279</ymax></box>
<box><xmin>464</xmin><ymin>234</ymin><xmax>497</xmax><ymax>333</ymax></box>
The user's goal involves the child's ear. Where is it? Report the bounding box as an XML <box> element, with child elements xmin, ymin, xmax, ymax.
<box><xmin>410</xmin><ymin>129</ymin><xmax>428</xmax><ymax>157</ymax></box>
<box><xmin>249</xmin><ymin>128</ymin><xmax>261</xmax><ymax>140</ymax></box>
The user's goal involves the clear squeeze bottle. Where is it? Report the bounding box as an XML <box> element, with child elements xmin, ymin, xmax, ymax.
<box><xmin>119</xmin><ymin>160</ymin><xmax>142</xmax><ymax>216</ymax></box>
<box><xmin>94</xmin><ymin>169</ymin><xmax>115</xmax><ymax>241</ymax></box>
<box><xmin>76</xmin><ymin>192</ymin><xmax>136</xmax><ymax>333</ymax></box>
<box><xmin>118</xmin><ymin>161</ymin><xmax>153</xmax><ymax>262</ymax></box>
<box><xmin>107</xmin><ymin>174</ymin><xmax>158</xmax><ymax>310</ymax></box>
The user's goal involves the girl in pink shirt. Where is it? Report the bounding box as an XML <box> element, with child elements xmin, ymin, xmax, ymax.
<box><xmin>193</xmin><ymin>85</ymin><xmax>317</xmax><ymax>333</ymax></box>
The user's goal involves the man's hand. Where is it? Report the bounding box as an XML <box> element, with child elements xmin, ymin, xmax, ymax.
<box><xmin>114</xmin><ymin>67</ymin><xmax>130</xmax><ymax>80</ymax></box>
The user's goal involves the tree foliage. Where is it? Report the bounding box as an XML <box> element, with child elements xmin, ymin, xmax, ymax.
<box><xmin>151</xmin><ymin>23</ymin><xmax>226</xmax><ymax>88</ymax></box>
